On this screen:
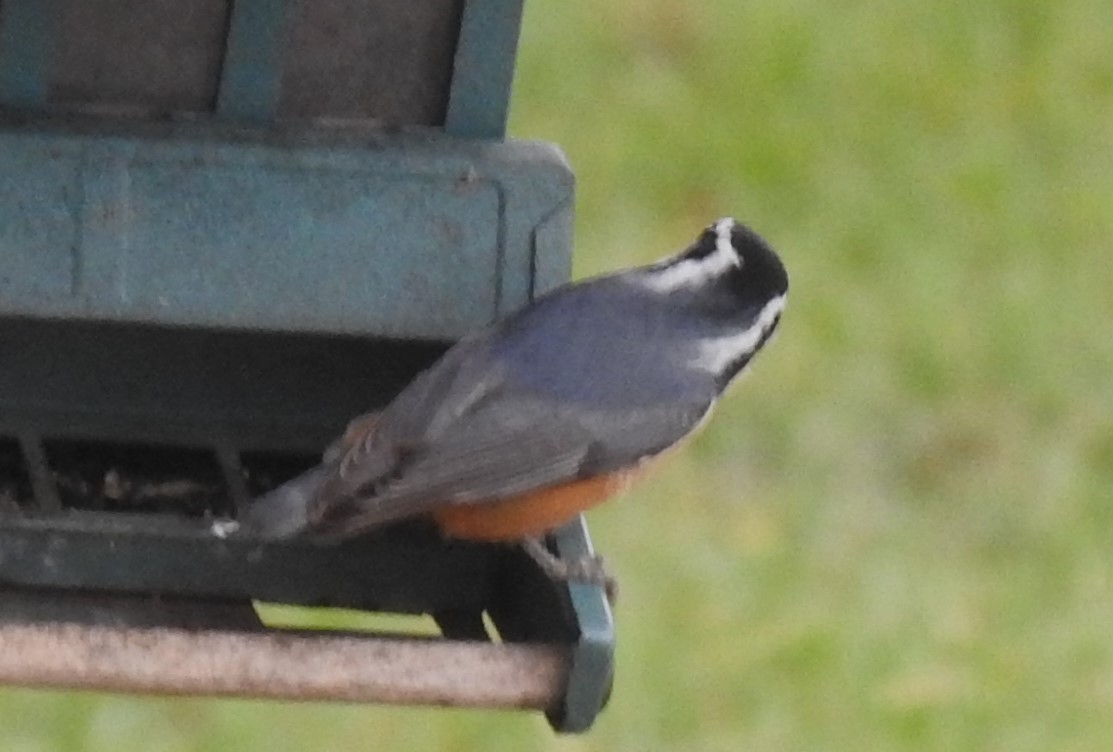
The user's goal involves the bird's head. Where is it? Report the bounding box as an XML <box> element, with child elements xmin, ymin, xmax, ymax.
<box><xmin>644</xmin><ymin>218</ymin><xmax>789</xmax><ymax>383</ymax></box>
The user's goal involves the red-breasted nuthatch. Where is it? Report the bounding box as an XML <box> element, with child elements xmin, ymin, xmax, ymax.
<box><xmin>243</xmin><ymin>218</ymin><xmax>788</xmax><ymax>582</ymax></box>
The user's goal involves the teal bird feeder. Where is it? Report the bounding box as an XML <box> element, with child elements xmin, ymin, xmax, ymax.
<box><xmin>0</xmin><ymin>0</ymin><xmax>612</xmax><ymax>733</ymax></box>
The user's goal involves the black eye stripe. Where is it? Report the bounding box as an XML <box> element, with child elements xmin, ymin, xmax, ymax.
<box><xmin>681</xmin><ymin>230</ymin><xmax>719</xmax><ymax>260</ymax></box>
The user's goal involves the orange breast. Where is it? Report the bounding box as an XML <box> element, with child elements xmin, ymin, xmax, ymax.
<box><xmin>431</xmin><ymin>469</ymin><xmax>643</xmax><ymax>541</ymax></box>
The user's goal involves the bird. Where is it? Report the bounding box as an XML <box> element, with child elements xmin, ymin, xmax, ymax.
<box><xmin>241</xmin><ymin>217</ymin><xmax>788</xmax><ymax>584</ymax></box>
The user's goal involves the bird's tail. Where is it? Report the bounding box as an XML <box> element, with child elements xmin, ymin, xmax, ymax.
<box><xmin>240</xmin><ymin>465</ymin><xmax>331</xmax><ymax>538</ymax></box>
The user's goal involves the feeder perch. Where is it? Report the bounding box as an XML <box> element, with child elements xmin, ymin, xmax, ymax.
<box><xmin>0</xmin><ymin>0</ymin><xmax>613</xmax><ymax>733</ymax></box>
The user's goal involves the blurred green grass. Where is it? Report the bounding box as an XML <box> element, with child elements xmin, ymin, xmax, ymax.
<box><xmin>4</xmin><ymin>0</ymin><xmax>1113</xmax><ymax>749</ymax></box>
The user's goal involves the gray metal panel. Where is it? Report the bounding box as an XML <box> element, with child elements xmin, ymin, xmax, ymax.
<box><xmin>0</xmin><ymin>0</ymin><xmax>523</xmax><ymax>130</ymax></box>
<box><xmin>50</xmin><ymin>0</ymin><xmax>230</xmax><ymax>114</ymax></box>
<box><xmin>0</xmin><ymin>118</ymin><xmax>573</xmax><ymax>340</ymax></box>
<box><xmin>278</xmin><ymin>0</ymin><xmax>464</xmax><ymax>126</ymax></box>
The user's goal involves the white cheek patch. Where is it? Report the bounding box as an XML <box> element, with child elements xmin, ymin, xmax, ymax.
<box><xmin>642</xmin><ymin>218</ymin><xmax>741</xmax><ymax>292</ymax></box>
<box><xmin>691</xmin><ymin>293</ymin><xmax>786</xmax><ymax>373</ymax></box>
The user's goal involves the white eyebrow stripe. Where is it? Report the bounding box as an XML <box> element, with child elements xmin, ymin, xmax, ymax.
<box><xmin>713</xmin><ymin>217</ymin><xmax>738</xmax><ymax>267</ymax></box>
<box><xmin>641</xmin><ymin>218</ymin><xmax>740</xmax><ymax>293</ymax></box>
<box><xmin>690</xmin><ymin>293</ymin><xmax>786</xmax><ymax>372</ymax></box>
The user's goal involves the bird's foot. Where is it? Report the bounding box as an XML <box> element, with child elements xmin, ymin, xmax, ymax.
<box><xmin>521</xmin><ymin>537</ymin><xmax>618</xmax><ymax>603</ymax></box>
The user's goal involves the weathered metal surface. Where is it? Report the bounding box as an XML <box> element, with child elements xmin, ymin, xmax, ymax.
<box><xmin>0</xmin><ymin>117</ymin><xmax>573</xmax><ymax>340</ymax></box>
<box><xmin>50</xmin><ymin>0</ymin><xmax>230</xmax><ymax>114</ymax></box>
<box><xmin>0</xmin><ymin>0</ymin><xmax>523</xmax><ymax>133</ymax></box>
<box><xmin>0</xmin><ymin>513</ymin><xmax>498</xmax><ymax>615</ymax></box>
<box><xmin>279</xmin><ymin>0</ymin><xmax>464</xmax><ymax>126</ymax></box>
<box><xmin>0</xmin><ymin>621</ymin><xmax>572</xmax><ymax>709</ymax></box>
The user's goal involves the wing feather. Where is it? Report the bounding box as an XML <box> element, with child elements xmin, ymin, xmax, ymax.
<box><xmin>310</xmin><ymin>394</ymin><xmax>713</xmax><ymax>536</ymax></box>
<box><xmin>303</xmin><ymin>306</ymin><xmax>720</xmax><ymax>536</ymax></box>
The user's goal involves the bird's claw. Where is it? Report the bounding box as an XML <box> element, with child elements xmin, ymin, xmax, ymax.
<box><xmin>520</xmin><ymin>537</ymin><xmax>618</xmax><ymax>603</ymax></box>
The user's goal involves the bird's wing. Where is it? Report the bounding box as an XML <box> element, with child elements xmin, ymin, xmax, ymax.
<box><xmin>309</xmin><ymin>391</ymin><xmax>714</xmax><ymax>536</ymax></box>
<box><xmin>302</xmin><ymin>289</ymin><xmax>720</xmax><ymax>535</ymax></box>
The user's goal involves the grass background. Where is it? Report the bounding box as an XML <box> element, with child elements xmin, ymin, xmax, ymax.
<box><xmin>4</xmin><ymin>0</ymin><xmax>1113</xmax><ymax>749</ymax></box>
